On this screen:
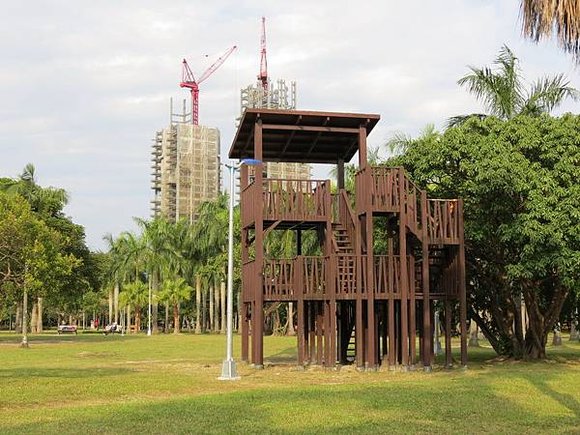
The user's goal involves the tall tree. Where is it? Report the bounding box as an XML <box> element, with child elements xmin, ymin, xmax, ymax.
<box><xmin>449</xmin><ymin>45</ymin><xmax>578</xmax><ymax>126</ymax></box>
<box><xmin>390</xmin><ymin>114</ymin><xmax>580</xmax><ymax>359</ymax></box>
<box><xmin>158</xmin><ymin>278</ymin><xmax>193</xmax><ymax>334</ymax></box>
<box><xmin>119</xmin><ymin>281</ymin><xmax>148</xmax><ymax>333</ymax></box>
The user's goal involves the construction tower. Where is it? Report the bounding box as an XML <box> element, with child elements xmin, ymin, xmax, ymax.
<box><xmin>150</xmin><ymin>98</ymin><xmax>221</xmax><ymax>222</ymax></box>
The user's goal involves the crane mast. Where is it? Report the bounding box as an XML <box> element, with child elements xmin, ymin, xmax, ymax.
<box><xmin>180</xmin><ymin>45</ymin><xmax>237</xmax><ymax>125</ymax></box>
<box><xmin>258</xmin><ymin>16</ymin><xmax>268</xmax><ymax>92</ymax></box>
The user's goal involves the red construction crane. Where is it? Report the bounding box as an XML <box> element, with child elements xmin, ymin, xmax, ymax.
<box><xmin>257</xmin><ymin>16</ymin><xmax>268</xmax><ymax>92</ymax></box>
<box><xmin>180</xmin><ymin>45</ymin><xmax>237</xmax><ymax>125</ymax></box>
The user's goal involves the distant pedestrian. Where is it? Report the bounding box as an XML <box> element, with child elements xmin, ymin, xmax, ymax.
<box><xmin>94</xmin><ymin>318</ymin><xmax>99</xmax><ymax>330</ymax></box>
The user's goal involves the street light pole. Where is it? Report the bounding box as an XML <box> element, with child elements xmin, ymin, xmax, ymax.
<box><xmin>219</xmin><ymin>158</ymin><xmax>261</xmax><ymax>381</ymax></box>
<box><xmin>147</xmin><ymin>273</ymin><xmax>152</xmax><ymax>336</ymax></box>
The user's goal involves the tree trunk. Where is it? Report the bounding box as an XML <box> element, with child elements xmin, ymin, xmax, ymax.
<box><xmin>37</xmin><ymin>297</ymin><xmax>43</xmax><ymax>333</ymax></box>
<box><xmin>214</xmin><ymin>282</ymin><xmax>221</xmax><ymax>333</ymax></box>
<box><xmin>30</xmin><ymin>301</ymin><xmax>38</xmax><ymax>334</ymax></box>
<box><xmin>114</xmin><ymin>283</ymin><xmax>120</xmax><ymax>324</ymax></box>
<box><xmin>220</xmin><ymin>280</ymin><xmax>226</xmax><ymax>334</ymax></box>
<box><xmin>468</xmin><ymin>319</ymin><xmax>479</xmax><ymax>347</ymax></box>
<box><xmin>152</xmin><ymin>271</ymin><xmax>159</xmax><ymax>334</ymax></box>
<box><xmin>15</xmin><ymin>301</ymin><xmax>22</xmax><ymax>333</ymax></box>
<box><xmin>209</xmin><ymin>284</ymin><xmax>214</xmax><ymax>332</ymax></box>
<box><xmin>195</xmin><ymin>274</ymin><xmax>202</xmax><ymax>334</ymax></box>
<box><xmin>135</xmin><ymin>306</ymin><xmax>141</xmax><ymax>333</ymax></box>
<box><xmin>108</xmin><ymin>289</ymin><xmax>114</xmax><ymax>325</ymax></box>
<box><xmin>165</xmin><ymin>302</ymin><xmax>170</xmax><ymax>333</ymax></box>
<box><xmin>287</xmin><ymin>302</ymin><xmax>296</xmax><ymax>336</ymax></box>
<box><xmin>202</xmin><ymin>286</ymin><xmax>207</xmax><ymax>332</ymax></box>
<box><xmin>126</xmin><ymin>305</ymin><xmax>131</xmax><ymax>333</ymax></box>
<box><xmin>173</xmin><ymin>304</ymin><xmax>180</xmax><ymax>334</ymax></box>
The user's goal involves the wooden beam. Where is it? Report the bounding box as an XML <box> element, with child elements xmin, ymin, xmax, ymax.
<box><xmin>261</xmin><ymin>124</ymin><xmax>358</xmax><ymax>134</ymax></box>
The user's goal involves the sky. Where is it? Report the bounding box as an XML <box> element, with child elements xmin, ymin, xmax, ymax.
<box><xmin>1</xmin><ymin>1</ymin><xmax>578</xmax><ymax>251</ymax></box>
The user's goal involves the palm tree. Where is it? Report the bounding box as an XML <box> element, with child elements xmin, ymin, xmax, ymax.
<box><xmin>521</xmin><ymin>0</ymin><xmax>580</xmax><ymax>61</ymax></box>
<box><xmin>119</xmin><ymin>281</ymin><xmax>148</xmax><ymax>333</ymax></box>
<box><xmin>158</xmin><ymin>278</ymin><xmax>193</xmax><ymax>334</ymax></box>
<box><xmin>449</xmin><ymin>45</ymin><xmax>579</xmax><ymax>126</ymax></box>
<box><xmin>191</xmin><ymin>194</ymin><xmax>230</xmax><ymax>332</ymax></box>
<box><xmin>135</xmin><ymin>217</ymin><xmax>177</xmax><ymax>334</ymax></box>
<box><xmin>0</xmin><ymin>163</ymin><xmax>69</xmax><ymax>217</ymax></box>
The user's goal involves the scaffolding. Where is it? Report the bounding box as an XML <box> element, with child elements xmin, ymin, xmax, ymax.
<box><xmin>240</xmin><ymin>79</ymin><xmax>310</xmax><ymax>181</ymax></box>
<box><xmin>150</xmin><ymin>99</ymin><xmax>221</xmax><ymax>222</ymax></box>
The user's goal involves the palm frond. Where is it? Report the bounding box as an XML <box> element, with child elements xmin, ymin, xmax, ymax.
<box><xmin>521</xmin><ymin>0</ymin><xmax>580</xmax><ymax>61</ymax></box>
<box><xmin>523</xmin><ymin>73</ymin><xmax>580</xmax><ymax>115</ymax></box>
<box><xmin>446</xmin><ymin>114</ymin><xmax>489</xmax><ymax>128</ymax></box>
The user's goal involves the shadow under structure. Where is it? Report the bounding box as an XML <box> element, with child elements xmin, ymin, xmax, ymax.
<box><xmin>229</xmin><ymin>108</ymin><xmax>467</xmax><ymax>371</ymax></box>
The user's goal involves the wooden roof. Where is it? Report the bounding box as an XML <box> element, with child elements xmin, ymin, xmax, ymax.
<box><xmin>228</xmin><ymin>108</ymin><xmax>380</xmax><ymax>164</ymax></box>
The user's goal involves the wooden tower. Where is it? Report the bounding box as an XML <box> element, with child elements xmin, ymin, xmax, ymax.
<box><xmin>229</xmin><ymin>108</ymin><xmax>467</xmax><ymax>370</ymax></box>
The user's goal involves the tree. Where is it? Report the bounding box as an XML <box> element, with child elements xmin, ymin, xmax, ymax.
<box><xmin>119</xmin><ymin>281</ymin><xmax>148</xmax><ymax>333</ymax></box>
<box><xmin>449</xmin><ymin>45</ymin><xmax>578</xmax><ymax>126</ymax></box>
<box><xmin>521</xmin><ymin>0</ymin><xmax>580</xmax><ymax>61</ymax></box>
<box><xmin>1</xmin><ymin>164</ymin><xmax>95</xmax><ymax>328</ymax></box>
<box><xmin>389</xmin><ymin>114</ymin><xmax>580</xmax><ymax>359</ymax></box>
<box><xmin>0</xmin><ymin>192</ymin><xmax>77</xmax><ymax>341</ymax></box>
<box><xmin>158</xmin><ymin>278</ymin><xmax>192</xmax><ymax>334</ymax></box>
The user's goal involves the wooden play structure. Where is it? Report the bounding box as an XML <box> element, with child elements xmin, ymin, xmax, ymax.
<box><xmin>229</xmin><ymin>108</ymin><xmax>467</xmax><ymax>370</ymax></box>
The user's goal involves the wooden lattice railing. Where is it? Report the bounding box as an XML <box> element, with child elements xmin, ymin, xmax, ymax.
<box><xmin>427</xmin><ymin>199</ymin><xmax>460</xmax><ymax>244</ymax></box>
<box><xmin>263</xmin><ymin>179</ymin><xmax>331</xmax><ymax>221</ymax></box>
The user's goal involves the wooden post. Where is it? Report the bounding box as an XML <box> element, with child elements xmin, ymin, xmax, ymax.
<box><xmin>297</xmin><ymin>299</ymin><xmax>305</xmax><ymax>365</ymax></box>
<box><xmin>388</xmin><ymin>235</ymin><xmax>396</xmax><ymax>368</ymax></box>
<box><xmin>241</xmin><ymin>303</ymin><xmax>249</xmax><ymax>362</ymax></box>
<box><xmin>458</xmin><ymin>199</ymin><xmax>468</xmax><ymax>367</ymax></box>
<box><xmin>398</xmin><ymin>168</ymin><xmax>410</xmax><ymax>368</ymax></box>
<box><xmin>337</xmin><ymin>158</ymin><xmax>345</xmax><ymax>190</ymax></box>
<box><xmin>421</xmin><ymin>191</ymin><xmax>431</xmax><ymax>370</ymax></box>
<box><xmin>445</xmin><ymin>297</ymin><xmax>453</xmax><ymax>368</ymax></box>
<box><xmin>253</xmin><ymin>118</ymin><xmax>264</xmax><ymax>368</ymax></box>
<box><xmin>409</xmin><ymin>256</ymin><xmax>416</xmax><ymax>366</ymax></box>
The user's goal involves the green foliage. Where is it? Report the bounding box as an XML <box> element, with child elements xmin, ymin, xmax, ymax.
<box><xmin>450</xmin><ymin>45</ymin><xmax>578</xmax><ymax>126</ymax></box>
<box><xmin>390</xmin><ymin>114</ymin><xmax>580</xmax><ymax>358</ymax></box>
<box><xmin>158</xmin><ymin>278</ymin><xmax>192</xmax><ymax>306</ymax></box>
<box><xmin>0</xmin><ymin>191</ymin><xmax>78</xmax><ymax>305</ymax></box>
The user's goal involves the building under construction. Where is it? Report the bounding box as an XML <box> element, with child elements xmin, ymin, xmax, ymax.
<box><xmin>151</xmin><ymin>102</ymin><xmax>221</xmax><ymax>222</ymax></box>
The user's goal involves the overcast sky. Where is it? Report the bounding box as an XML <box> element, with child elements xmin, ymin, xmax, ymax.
<box><xmin>1</xmin><ymin>1</ymin><xmax>578</xmax><ymax>251</ymax></box>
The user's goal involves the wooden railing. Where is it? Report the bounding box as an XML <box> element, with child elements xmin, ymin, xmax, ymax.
<box><xmin>374</xmin><ymin>255</ymin><xmax>401</xmax><ymax>295</ymax></box>
<box><xmin>257</xmin><ymin>254</ymin><xmax>432</xmax><ymax>299</ymax></box>
<box><xmin>263</xmin><ymin>258</ymin><xmax>294</xmax><ymax>298</ymax></box>
<box><xmin>355</xmin><ymin>166</ymin><xmax>401</xmax><ymax>214</ymax></box>
<box><xmin>334</xmin><ymin>254</ymin><xmax>359</xmax><ymax>296</ymax></box>
<box><xmin>372</xmin><ymin>167</ymin><xmax>400</xmax><ymax>212</ymax></box>
<box><xmin>427</xmin><ymin>199</ymin><xmax>460</xmax><ymax>244</ymax></box>
<box><xmin>300</xmin><ymin>256</ymin><xmax>328</xmax><ymax>296</ymax></box>
<box><xmin>263</xmin><ymin>179</ymin><xmax>330</xmax><ymax>221</ymax></box>
<box><xmin>403</xmin><ymin>175</ymin><xmax>422</xmax><ymax>234</ymax></box>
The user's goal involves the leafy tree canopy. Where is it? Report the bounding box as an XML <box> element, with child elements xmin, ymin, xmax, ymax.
<box><xmin>389</xmin><ymin>114</ymin><xmax>580</xmax><ymax>359</ymax></box>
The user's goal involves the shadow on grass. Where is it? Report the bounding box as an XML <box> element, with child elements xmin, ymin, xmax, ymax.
<box><xmin>0</xmin><ymin>367</ymin><xmax>135</xmax><ymax>379</ymax></box>
<box><xmin>5</xmin><ymin>370</ymin><xmax>579</xmax><ymax>434</ymax></box>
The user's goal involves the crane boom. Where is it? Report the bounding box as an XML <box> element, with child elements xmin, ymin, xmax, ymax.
<box><xmin>180</xmin><ymin>45</ymin><xmax>237</xmax><ymax>125</ymax></box>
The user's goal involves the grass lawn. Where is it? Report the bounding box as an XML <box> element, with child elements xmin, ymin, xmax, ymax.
<box><xmin>0</xmin><ymin>331</ymin><xmax>578</xmax><ymax>434</ymax></box>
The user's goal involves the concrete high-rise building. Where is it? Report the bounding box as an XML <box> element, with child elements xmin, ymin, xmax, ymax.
<box><xmin>239</xmin><ymin>79</ymin><xmax>311</xmax><ymax>180</ymax></box>
<box><xmin>151</xmin><ymin>101</ymin><xmax>221</xmax><ymax>222</ymax></box>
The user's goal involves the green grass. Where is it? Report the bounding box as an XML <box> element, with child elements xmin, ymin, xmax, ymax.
<box><xmin>0</xmin><ymin>332</ymin><xmax>578</xmax><ymax>434</ymax></box>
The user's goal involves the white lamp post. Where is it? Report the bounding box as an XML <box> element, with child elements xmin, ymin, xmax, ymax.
<box><xmin>219</xmin><ymin>158</ymin><xmax>261</xmax><ymax>381</ymax></box>
<box><xmin>147</xmin><ymin>273</ymin><xmax>152</xmax><ymax>336</ymax></box>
